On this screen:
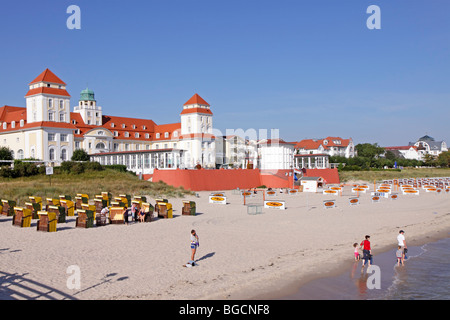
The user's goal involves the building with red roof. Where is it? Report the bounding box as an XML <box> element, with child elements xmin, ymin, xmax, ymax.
<box><xmin>0</xmin><ymin>69</ymin><xmax>216</xmax><ymax>172</ymax></box>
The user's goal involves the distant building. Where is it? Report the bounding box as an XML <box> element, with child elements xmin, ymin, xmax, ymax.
<box><xmin>294</xmin><ymin>137</ymin><xmax>355</xmax><ymax>158</ymax></box>
<box><xmin>409</xmin><ymin>135</ymin><xmax>448</xmax><ymax>158</ymax></box>
<box><xmin>384</xmin><ymin>146</ymin><xmax>421</xmax><ymax>160</ymax></box>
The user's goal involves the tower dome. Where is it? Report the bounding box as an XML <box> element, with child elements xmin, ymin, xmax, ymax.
<box><xmin>79</xmin><ymin>87</ymin><xmax>96</xmax><ymax>102</ymax></box>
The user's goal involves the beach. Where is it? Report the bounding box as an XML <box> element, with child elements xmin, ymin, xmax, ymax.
<box><xmin>1</xmin><ymin>185</ymin><xmax>449</xmax><ymax>300</ymax></box>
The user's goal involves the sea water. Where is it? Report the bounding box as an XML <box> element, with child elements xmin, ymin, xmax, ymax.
<box><xmin>381</xmin><ymin>237</ymin><xmax>450</xmax><ymax>300</ymax></box>
<box><xmin>284</xmin><ymin>237</ymin><xmax>450</xmax><ymax>300</ymax></box>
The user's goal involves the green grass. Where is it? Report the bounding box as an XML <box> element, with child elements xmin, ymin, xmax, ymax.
<box><xmin>0</xmin><ymin>169</ymin><xmax>193</xmax><ymax>205</ymax></box>
<box><xmin>339</xmin><ymin>167</ymin><xmax>450</xmax><ymax>183</ymax></box>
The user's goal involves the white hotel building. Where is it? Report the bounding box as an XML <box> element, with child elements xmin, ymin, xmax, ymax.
<box><xmin>0</xmin><ymin>69</ymin><xmax>216</xmax><ymax>174</ymax></box>
<box><xmin>0</xmin><ymin>69</ymin><xmax>350</xmax><ymax>175</ymax></box>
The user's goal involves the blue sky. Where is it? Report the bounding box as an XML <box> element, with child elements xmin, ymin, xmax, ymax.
<box><xmin>1</xmin><ymin>0</ymin><xmax>449</xmax><ymax>146</ymax></box>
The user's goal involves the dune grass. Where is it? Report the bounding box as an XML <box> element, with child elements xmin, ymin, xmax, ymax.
<box><xmin>0</xmin><ymin>169</ymin><xmax>193</xmax><ymax>205</ymax></box>
<box><xmin>339</xmin><ymin>167</ymin><xmax>450</xmax><ymax>183</ymax></box>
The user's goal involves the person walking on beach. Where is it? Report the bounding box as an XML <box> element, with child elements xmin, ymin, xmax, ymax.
<box><xmin>360</xmin><ymin>235</ymin><xmax>372</xmax><ymax>269</ymax></box>
<box><xmin>396</xmin><ymin>246</ymin><xmax>404</xmax><ymax>266</ymax></box>
<box><xmin>190</xmin><ymin>229</ymin><xmax>199</xmax><ymax>265</ymax></box>
<box><xmin>397</xmin><ymin>230</ymin><xmax>407</xmax><ymax>260</ymax></box>
<box><xmin>353</xmin><ymin>243</ymin><xmax>360</xmax><ymax>261</ymax></box>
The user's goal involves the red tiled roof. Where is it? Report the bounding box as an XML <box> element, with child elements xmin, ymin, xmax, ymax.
<box><xmin>29</xmin><ymin>69</ymin><xmax>66</xmax><ymax>85</ymax></box>
<box><xmin>184</xmin><ymin>94</ymin><xmax>209</xmax><ymax>106</ymax></box>
<box><xmin>25</xmin><ymin>87</ymin><xmax>71</xmax><ymax>97</ymax></box>
<box><xmin>180</xmin><ymin>107</ymin><xmax>213</xmax><ymax>116</ymax></box>
<box><xmin>385</xmin><ymin>146</ymin><xmax>417</xmax><ymax>151</ymax></box>
<box><xmin>259</xmin><ymin>139</ymin><xmax>295</xmax><ymax>146</ymax></box>
<box><xmin>295</xmin><ymin>137</ymin><xmax>351</xmax><ymax>150</ymax></box>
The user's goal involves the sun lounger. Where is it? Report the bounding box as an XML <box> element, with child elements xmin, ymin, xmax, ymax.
<box><xmin>154</xmin><ymin>198</ymin><xmax>168</xmax><ymax>214</ymax></box>
<box><xmin>182</xmin><ymin>201</ymin><xmax>196</xmax><ymax>216</ymax></box>
<box><xmin>60</xmin><ymin>199</ymin><xmax>75</xmax><ymax>217</ymax></box>
<box><xmin>1</xmin><ymin>199</ymin><xmax>16</xmax><ymax>216</ymax></box>
<box><xmin>158</xmin><ymin>202</ymin><xmax>173</xmax><ymax>219</ymax></box>
<box><xmin>94</xmin><ymin>198</ymin><xmax>107</xmax><ymax>213</ymax></box>
<box><xmin>12</xmin><ymin>207</ymin><xmax>32</xmax><ymax>228</ymax></box>
<box><xmin>37</xmin><ymin>211</ymin><xmax>57</xmax><ymax>232</ymax></box>
<box><xmin>25</xmin><ymin>202</ymin><xmax>42</xmax><ymax>219</ymax></box>
<box><xmin>75</xmin><ymin>209</ymin><xmax>94</xmax><ymax>228</ymax></box>
<box><xmin>141</xmin><ymin>202</ymin><xmax>154</xmax><ymax>222</ymax></box>
<box><xmin>47</xmin><ymin>205</ymin><xmax>66</xmax><ymax>223</ymax></box>
<box><xmin>29</xmin><ymin>196</ymin><xmax>43</xmax><ymax>210</ymax></box>
<box><xmin>45</xmin><ymin>198</ymin><xmax>60</xmax><ymax>209</ymax></box>
<box><xmin>109</xmin><ymin>207</ymin><xmax>126</xmax><ymax>224</ymax></box>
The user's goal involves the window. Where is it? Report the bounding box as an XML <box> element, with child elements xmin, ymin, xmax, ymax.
<box><xmin>48</xmin><ymin>133</ymin><xmax>56</xmax><ymax>141</ymax></box>
<box><xmin>113</xmin><ymin>143</ymin><xmax>118</xmax><ymax>151</ymax></box>
<box><xmin>135</xmin><ymin>133</ymin><xmax>139</xmax><ymax>138</ymax></box>
<box><xmin>48</xmin><ymin>99</ymin><xmax>53</xmax><ymax>108</ymax></box>
<box><xmin>96</xmin><ymin>143</ymin><xmax>106</xmax><ymax>149</ymax></box>
<box><xmin>173</xmin><ymin>131</ymin><xmax>178</xmax><ymax>138</ymax></box>
<box><xmin>75</xmin><ymin>142</ymin><xmax>80</xmax><ymax>149</ymax></box>
<box><xmin>98</xmin><ymin>131</ymin><xmax>104</xmax><ymax>136</ymax></box>
<box><xmin>124</xmin><ymin>132</ymin><xmax>129</xmax><ymax>138</ymax></box>
<box><xmin>164</xmin><ymin>132</ymin><xmax>169</xmax><ymax>138</ymax></box>
<box><xmin>125</xmin><ymin>144</ymin><xmax>129</xmax><ymax>151</ymax></box>
<box><xmin>20</xmin><ymin>119</ymin><xmax>24</xmax><ymax>127</ymax></box>
<box><xmin>2</xmin><ymin>123</ymin><xmax>6</xmax><ymax>130</ymax></box>
<box><xmin>60</xmin><ymin>134</ymin><xmax>68</xmax><ymax>142</ymax></box>
<box><xmin>61</xmin><ymin>149</ymin><xmax>67</xmax><ymax>161</ymax></box>
<box><xmin>114</xmin><ymin>131</ymin><xmax>118</xmax><ymax>137</ymax></box>
<box><xmin>156</xmin><ymin>133</ymin><xmax>160</xmax><ymax>139</ymax></box>
<box><xmin>111</xmin><ymin>123</ymin><xmax>115</xmax><ymax>128</ymax></box>
<box><xmin>142</xmin><ymin>125</ymin><xmax>146</xmax><ymax>130</ymax></box>
<box><xmin>49</xmin><ymin>148</ymin><xmax>55</xmax><ymax>161</ymax></box>
<box><xmin>11</xmin><ymin>121</ymin><xmax>15</xmax><ymax>129</ymax></box>
<box><xmin>17</xmin><ymin>149</ymin><xmax>24</xmax><ymax>160</ymax></box>
<box><xmin>145</xmin><ymin>133</ymin><xmax>149</xmax><ymax>139</ymax></box>
<box><xmin>59</xmin><ymin>113</ymin><xmax>65</xmax><ymax>122</ymax></box>
<box><xmin>60</xmin><ymin>100</ymin><xmax>64</xmax><ymax>109</ymax></box>
<box><xmin>132</xmin><ymin>125</ymin><xmax>136</xmax><ymax>129</ymax></box>
<box><xmin>122</xmin><ymin>124</ymin><xmax>126</xmax><ymax>128</ymax></box>
<box><xmin>48</xmin><ymin>112</ymin><xmax>54</xmax><ymax>121</ymax></box>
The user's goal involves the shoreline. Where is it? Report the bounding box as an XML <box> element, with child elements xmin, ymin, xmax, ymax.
<box><xmin>202</xmin><ymin>225</ymin><xmax>450</xmax><ymax>301</ymax></box>
<box><xmin>199</xmin><ymin>200</ymin><xmax>450</xmax><ymax>300</ymax></box>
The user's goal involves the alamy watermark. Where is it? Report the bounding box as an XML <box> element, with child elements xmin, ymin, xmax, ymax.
<box><xmin>66</xmin><ymin>5</ymin><xmax>81</xmax><ymax>30</ymax></box>
<box><xmin>66</xmin><ymin>265</ymin><xmax>81</xmax><ymax>290</ymax></box>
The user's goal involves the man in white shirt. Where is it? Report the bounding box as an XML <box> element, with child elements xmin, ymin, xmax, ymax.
<box><xmin>397</xmin><ymin>230</ymin><xmax>406</xmax><ymax>248</ymax></box>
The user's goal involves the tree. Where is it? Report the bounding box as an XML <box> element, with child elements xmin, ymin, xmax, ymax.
<box><xmin>437</xmin><ymin>151</ymin><xmax>450</xmax><ymax>168</ymax></box>
<box><xmin>0</xmin><ymin>147</ymin><xmax>13</xmax><ymax>161</ymax></box>
<box><xmin>423</xmin><ymin>154</ymin><xmax>437</xmax><ymax>167</ymax></box>
<box><xmin>71</xmin><ymin>149</ymin><xmax>90</xmax><ymax>161</ymax></box>
<box><xmin>355</xmin><ymin>143</ymin><xmax>385</xmax><ymax>159</ymax></box>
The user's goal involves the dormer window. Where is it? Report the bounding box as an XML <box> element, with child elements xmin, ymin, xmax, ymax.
<box><xmin>156</xmin><ymin>133</ymin><xmax>160</xmax><ymax>139</ymax></box>
<box><xmin>11</xmin><ymin>121</ymin><xmax>15</xmax><ymax>129</ymax></box>
<box><xmin>143</xmin><ymin>125</ymin><xmax>146</xmax><ymax>130</ymax></box>
<box><xmin>114</xmin><ymin>131</ymin><xmax>118</xmax><ymax>137</ymax></box>
<box><xmin>122</xmin><ymin>124</ymin><xmax>126</xmax><ymax>128</ymax></box>
<box><xmin>145</xmin><ymin>133</ymin><xmax>149</xmax><ymax>139</ymax></box>
<box><xmin>20</xmin><ymin>119</ymin><xmax>24</xmax><ymax>127</ymax></box>
<box><xmin>111</xmin><ymin>123</ymin><xmax>115</xmax><ymax>128</ymax></box>
<box><xmin>173</xmin><ymin>131</ymin><xmax>178</xmax><ymax>138</ymax></box>
<box><xmin>135</xmin><ymin>133</ymin><xmax>140</xmax><ymax>138</ymax></box>
<box><xmin>124</xmin><ymin>132</ymin><xmax>129</xmax><ymax>138</ymax></box>
<box><xmin>132</xmin><ymin>124</ymin><xmax>136</xmax><ymax>129</ymax></box>
<box><xmin>164</xmin><ymin>132</ymin><xmax>169</xmax><ymax>138</ymax></box>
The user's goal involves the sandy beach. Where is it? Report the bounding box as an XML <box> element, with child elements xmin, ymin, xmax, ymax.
<box><xmin>1</xmin><ymin>184</ymin><xmax>450</xmax><ymax>300</ymax></box>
